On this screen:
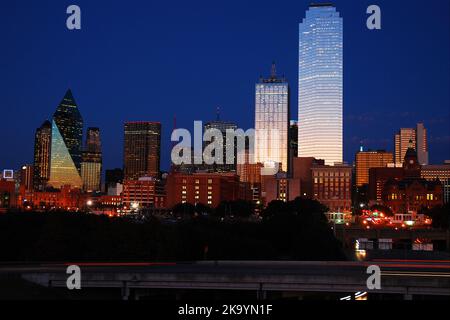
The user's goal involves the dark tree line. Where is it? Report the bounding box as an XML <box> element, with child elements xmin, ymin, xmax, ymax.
<box><xmin>0</xmin><ymin>198</ymin><xmax>345</xmax><ymax>262</ymax></box>
<box><xmin>420</xmin><ymin>203</ymin><xmax>450</xmax><ymax>230</ymax></box>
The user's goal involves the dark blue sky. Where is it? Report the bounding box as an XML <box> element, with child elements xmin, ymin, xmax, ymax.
<box><xmin>1</xmin><ymin>0</ymin><xmax>449</xmax><ymax>171</ymax></box>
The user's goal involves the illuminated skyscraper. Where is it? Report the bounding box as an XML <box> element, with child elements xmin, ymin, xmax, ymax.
<box><xmin>33</xmin><ymin>120</ymin><xmax>52</xmax><ymax>190</ymax></box>
<box><xmin>124</xmin><ymin>122</ymin><xmax>161</xmax><ymax>180</ymax></box>
<box><xmin>20</xmin><ymin>164</ymin><xmax>34</xmax><ymax>193</ymax></box>
<box><xmin>416</xmin><ymin>123</ymin><xmax>429</xmax><ymax>165</ymax></box>
<box><xmin>48</xmin><ymin>89</ymin><xmax>83</xmax><ymax>189</ymax></box>
<box><xmin>81</xmin><ymin>128</ymin><xmax>102</xmax><ymax>192</ymax></box>
<box><xmin>255</xmin><ymin>63</ymin><xmax>289</xmax><ymax>172</ymax></box>
<box><xmin>394</xmin><ymin>123</ymin><xmax>428</xmax><ymax>165</ymax></box>
<box><xmin>298</xmin><ymin>4</ymin><xmax>343</xmax><ymax>165</ymax></box>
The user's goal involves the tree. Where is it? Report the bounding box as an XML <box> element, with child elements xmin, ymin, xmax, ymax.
<box><xmin>214</xmin><ymin>200</ymin><xmax>255</xmax><ymax>219</ymax></box>
<box><xmin>424</xmin><ymin>204</ymin><xmax>450</xmax><ymax>230</ymax></box>
<box><xmin>172</xmin><ymin>203</ymin><xmax>196</xmax><ymax>218</ymax></box>
<box><xmin>261</xmin><ymin>200</ymin><xmax>292</xmax><ymax>220</ymax></box>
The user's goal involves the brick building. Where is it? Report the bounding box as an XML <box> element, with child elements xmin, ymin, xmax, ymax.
<box><xmin>122</xmin><ymin>177</ymin><xmax>166</xmax><ymax>210</ymax></box>
<box><xmin>311</xmin><ymin>163</ymin><xmax>352</xmax><ymax>213</ymax></box>
<box><xmin>166</xmin><ymin>172</ymin><xmax>251</xmax><ymax>208</ymax></box>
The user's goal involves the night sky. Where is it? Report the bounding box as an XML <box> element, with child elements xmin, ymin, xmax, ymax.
<box><xmin>1</xmin><ymin>0</ymin><xmax>449</xmax><ymax>171</ymax></box>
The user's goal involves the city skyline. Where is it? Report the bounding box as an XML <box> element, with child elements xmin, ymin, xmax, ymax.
<box><xmin>1</xmin><ymin>0</ymin><xmax>449</xmax><ymax>172</ymax></box>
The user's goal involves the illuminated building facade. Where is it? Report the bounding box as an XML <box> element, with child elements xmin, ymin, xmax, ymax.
<box><xmin>122</xmin><ymin>177</ymin><xmax>166</xmax><ymax>210</ymax></box>
<box><xmin>394</xmin><ymin>123</ymin><xmax>428</xmax><ymax>165</ymax></box>
<box><xmin>382</xmin><ymin>179</ymin><xmax>442</xmax><ymax>214</ymax></box>
<box><xmin>311</xmin><ymin>163</ymin><xmax>352</xmax><ymax>213</ymax></box>
<box><xmin>255</xmin><ymin>63</ymin><xmax>289</xmax><ymax>172</ymax></box>
<box><xmin>298</xmin><ymin>4</ymin><xmax>343</xmax><ymax>165</ymax></box>
<box><xmin>48</xmin><ymin>90</ymin><xmax>83</xmax><ymax>189</ymax></box>
<box><xmin>18</xmin><ymin>186</ymin><xmax>86</xmax><ymax>211</ymax></box>
<box><xmin>166</xmin><ymin>172</ymin><xmax>251</xmax><ymax>208</ymax></box>
<box><xmin>33</xmin><ymin>120</ymin><xmax>52</xmax><ymax>190</ymax></box>
<box><xmin>416</xmin><ymin>123</ymin><xmax>429</xmax><ymax>165</ymax></box>
<box><xmin>421</xmin><ymin>161</ymin><xmax>450</xmax><ymax>203</ymax></box>
<box><xmin>124</xmin><ymin>122</ymin><xmax>161</xmax><ymax>180</ymax></box>
<box><xmin>369</xmin><ymin>146</ymin><xmax>443</xmax><ymax>213</ymax></box>
<box><xmin>262</xmin><ymin>172</ymin><xmax>300</xmax><ymax>204</ymax></box>
<box><xmin>355</xmin><ymin>150</ymin><xmax>394</xmax><ymax>187</ymax></box>
<box><xmin>20</xmin><ymin>165</ymin><xmax>34</xmax><ymax>193</ymax></box>
<box><xmin>81</xmin><ymin>128</ymin><xmax>102</xmax><ymax>192</ymax></box>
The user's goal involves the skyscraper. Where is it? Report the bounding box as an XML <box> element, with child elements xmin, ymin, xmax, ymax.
<box><xmin>48</xmin><ymin>89</ymin><xmax>83</xmax><ymax>189</ymax></box>
<box><xmin>81</xmin><ymin>128</ymin><xmax>102</xmax><ymax>192</ymax></box>
<box><xmin>255</xmin><ymin>63</ymin><xmax>289</xmax><ymax>172</ymax></box>
<box><xmin>20</xmin><ymin>164</ymin><xmax>34</xmax><ymax>193</ymax></box>
<box><xmin>203</xmin><ymin>109</ymin><xmax>238</xmax><ymax>172</ymax></box>
<box><xmin>289</xmin><ymin>120</ymin><xmax>298</xmax><ymax>171</ymax></box>
<box><xmin>298</xmin><ymin>3</ymin><xmax>343</xmax><ymax>165</ymax></box>
<box><xmin>416</xmin><ymin>123</ymin><xmax>429</xmax><ymax>165</ymax></box>
<box><xmin>394</xmin><ymin>123</ymin><xmax>428</xmax><ymax>165</ymax></box>
<box><xmin>33</xmin><ymin>120</ymin><xmax>52</xmax><ymax>190</ymax></box>
<box><xmin>124</xmin><ymin>122</ymin><xmax>161</xmax><ymax>180</ymax></box>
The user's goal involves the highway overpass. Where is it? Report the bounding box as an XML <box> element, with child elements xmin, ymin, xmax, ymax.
<box><xmin>1</xmin><ymin>260</ymin><xmax>450</xmax><ymax>300</ymax></box>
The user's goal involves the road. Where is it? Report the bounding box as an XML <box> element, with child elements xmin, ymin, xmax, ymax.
<box><xmin>1</xmin><ymin>260</ymin><xmax>450</xmax><ymax>299</ymax></box>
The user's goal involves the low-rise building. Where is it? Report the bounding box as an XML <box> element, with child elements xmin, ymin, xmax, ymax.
<box><xmin>166</xmin><ymin>172</ymin><xmax>251</xmax><ymax>208</ymax></box>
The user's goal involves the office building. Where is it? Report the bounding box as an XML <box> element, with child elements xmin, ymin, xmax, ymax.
<box><xmin>122</xmin><ymin>177</ymin><xmax>166</xmax><ymax>210</ymax></box>
<box><xmin>166</xmin><ymin>172</ymin><xmax>251</xmax><ymax>208</ymax></box>
<box><xmin>81</xmin><ymin>128</ymin><xmax>102</xmax><ymax>192</ymax></box>
<box><xmin>20</xmin><ymin>164</ymin><xmax>34</xmax><ymax>193</ymax></box>
<box><xmin>33</xmin><ymin>120</ymin><xmax>52</xmax><ymax>190</ymax></box>
<box><xmin>48</xmin><ymin>89</ymin><xmax>83</xmax><ymax>189</ymax></box>
<box><xmin>311</xmin><ymin>163</ymin><xmax>352</xmax><ymax>213</ymax></box>
<box><xmin>124</xmin><ymin>122</ymin><xmax>161</xmax><ymax>180</ymax></box>
<box><xmin>421</xmin><ymin>161</ymin><xmax>450</xmax><ymax>204</ymax></box>
<box><xmin>394</xmin><ymin>123</ymin><xmax>428</xmax><ymax>165</ymax></box>
<box><xmin>355</xmin><ymin>150</ymin><xmax>394</xmax><ymax>187</ymax></box>
<box><xmin>203</xmin><ymin>114</ymin><xmax>238</xmax><ymax>172</ymax></box>
<box><xmin>298</xmin><ymin>4</ymin><xmax>343</xmax><ymax>165</ymax></box>
<box><xmin>255</xmin><ymin>63</ymin><xmax>289</xmax><ymax>172</ymax></box>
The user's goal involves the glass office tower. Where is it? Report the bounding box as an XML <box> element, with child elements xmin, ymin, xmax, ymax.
<box><xmin>81</xmin><ymin>128</ymin><xmax>102</xmax><ymax>192</ymax></box>
<box><xmin>203</xmin><ymin>116</ymin><xmax>238</xmax><ymax>172</ymax></box>
<box><xmin>124</xmin><ymin>122</ymin><xmax>161</xmax><ymax>180</ymax></box>
<box><xmin>33</xmin><ymin>120</ymin><xmax>52</xmax><ymax>190</ymax></box>
<box><xmin>255</xmin><ymin>63</ymin><xmax>289</xmax><ymax>172</ymax></box>
<box><xmin>298</xmin><ymin>4</ymin><xmax>343</xmax><ymax>165</ymax></box>
<box><xmin>48</xmin><ymin>89</ymin><xmax>83</xmax><ymax>189</ymax></box>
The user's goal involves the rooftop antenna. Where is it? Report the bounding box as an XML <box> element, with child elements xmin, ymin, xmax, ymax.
<box><xmin>216</xmin><ymin>106</ymin><xmax>221</xmax><ymax>121</ymax></box>
<box><xmin>271</xmin><ymin>61</ymin><xmax>277</xmax><ymax>79</ymax></box>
